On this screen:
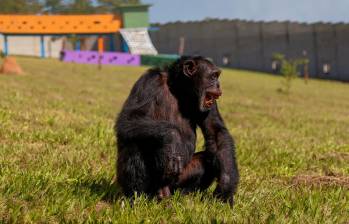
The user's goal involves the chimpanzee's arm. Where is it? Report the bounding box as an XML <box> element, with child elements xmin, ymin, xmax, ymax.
<box><xmin>199</xmin><ymin>104</ymin><xmax>239</xmax><ymax>205</ymax></box>
<box><xmin>116</xmin><ymin>116</ymin><xmax>179</xmax><ymax>141</ymax></box>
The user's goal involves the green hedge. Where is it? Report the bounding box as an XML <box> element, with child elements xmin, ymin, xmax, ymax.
<box><xmin>141</xmin><ymin>54</ymin><xmax>179</xmax><ymax>67</ymax></box>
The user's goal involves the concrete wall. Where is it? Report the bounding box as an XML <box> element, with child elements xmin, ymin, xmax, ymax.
<box><xmin>262</xmin><ymin>22</ymin><xmax>288</xmax><ymax>73</ymax></box>
<box><xmin>336</xmin><ymin>24</ymin><xmax>349</xmax><ymax>81</ymax></box>
<box><xmin>0</xmin><ymin>35</ymin><xmax>64</xmax><ymax>58</ymax></box>
<box><xmin>314</xmin><ymin>23</ymin><xmax>339</xmax><ymax>80</ymax></box>
<box><xmin>288</xmin><ymin>22</ymin><xmax>317</xmax><ymax>76</ymax></box>
<box><xmin>150</xmin><ymin>19</ymin><xmax>349</xmax><ymax>82</ymax></box>
<box><xmin>237</xmin><ymin>21</ymin><xmax>263</xmax><ymax>70</ymax></box>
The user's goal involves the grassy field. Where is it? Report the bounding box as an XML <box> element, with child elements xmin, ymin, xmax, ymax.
<box><xmin>0</xmin><ymin>57</ymin><xmax>348</xmax><ymax>223</ymax></box>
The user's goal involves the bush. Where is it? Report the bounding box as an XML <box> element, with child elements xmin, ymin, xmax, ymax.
<box><xmin>272</xmin><ymin>53</ymin><xmax>309</xmax><ymax>94</ymax></box>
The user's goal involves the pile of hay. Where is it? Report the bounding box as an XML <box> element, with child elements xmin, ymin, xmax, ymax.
<box><xmin>0</xmin><ymin>57</ymin><xmax>24</xmax><ymax>75</ymax></box>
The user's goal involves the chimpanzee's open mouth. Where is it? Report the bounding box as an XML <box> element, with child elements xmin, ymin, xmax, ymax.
<box><xmin>203</xmin><ymin>93</ymin><xmax>219</xmax><ymax>108</ymax></box>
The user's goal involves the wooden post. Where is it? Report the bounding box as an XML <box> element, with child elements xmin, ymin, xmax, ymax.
<box><xmin>98</xmin><ymin>35</ymin><xmax>104</xmax><ymax>53</ymax></box>
<box><xmin>178</xmin><ymin>36</ymin><xmax>185</xmax><ymax>55</ymax></box>
<box><xmin>97</xmin><ymin>35</ymin><xmax>104</xmax><ymax>70</ymax></box>
<box><xmin>303</xmin><ymin>50</ymin><xmax>309</xmax><ymax>84</ymax></box>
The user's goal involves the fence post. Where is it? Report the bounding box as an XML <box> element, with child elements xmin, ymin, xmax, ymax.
<box><xmin>76</xmin><ymin>37</ymin><xmax>81</xmax><ymax>51</ymax></box>
<box><xmin>109</xmin><ymin>34</ymin><xmax>115</xmax><ymax>52</ymax></box>
<box><xmin>259</xmin><ymin>22</ymin><xmax>264</xmax><ymax>70</ymax></box>
<box><xmin>312</xmin><ymin>25</ymin><xmax>319</xmax><ymax>76</ymax></box>
<box><xmin>97</xmin><ymin>35</ymin><xmax>104</xmax><ymax>70</ymax></box>
<box><xmin>40</xmin><ymin>35</ymin><xmax>45</xmax><ymax>58</ymax></box>
<box><xmin>3</xmin><ymin>35</ymin><xmax>8</xmax><ymax>56</ymax></box>
<box><xmin>234</xmin><ymin>21</ymin><xmax>240</xmax><ymax>68</ymax></box>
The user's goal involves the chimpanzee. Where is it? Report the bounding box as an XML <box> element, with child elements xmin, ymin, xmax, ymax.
<box><xmin>115</xmin><ymin>56</ymin><xmax>239</xmax><ymax>205</ymax></box>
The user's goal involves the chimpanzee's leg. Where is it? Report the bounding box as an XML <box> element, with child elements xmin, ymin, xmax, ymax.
<box><xmin>153</xmin><ymin>130</ymin><xmax>187</xmax><ymax>198</ymax></box>
<box><xmin>175</xmin><ymin>151</ymin><xmax>220</xmax><ymax>193</ymax></box>
<box><xmin>117</xmin><ymin>144</ymin><xmax>152</xmax><ymax>197</ymax></box>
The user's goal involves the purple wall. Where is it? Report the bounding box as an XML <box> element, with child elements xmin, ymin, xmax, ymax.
<box><xmin>62</xmin><ymin>50</ymin><xmax>141</xmax><ymax>66</ymax></box>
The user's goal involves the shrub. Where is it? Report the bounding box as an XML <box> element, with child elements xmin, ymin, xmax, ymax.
<box><xmin>272</xmin><ymin>53</ymin><xmax>309</xmax><ymax>94</ymax></box>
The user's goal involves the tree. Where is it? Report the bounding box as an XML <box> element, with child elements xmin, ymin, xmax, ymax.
<box><xmin>273</xmin><ymin>53</ymin><xmax>309</xmax><ymax>94</ymax></box>
<box><xmin>65</xmin><ymin>0</ymin><xmax>96</xmax><ymax>14</ymax></box>
<box><xmin>0</xmin><ymin>0</ymin><xmax>43</xmax><ymax>14</ymax></box>
<box><xmin>0</xmin><ymin>0</ymin><xmax>142</xmax><ymax>14</ymax></box>
<box><xmin>26</xmin><ymin>0</ymin><xmax>43</xmax><ymax>13</ymax></box>
<box><xmin>44</xmin><ymin>0</ymin><xmax>66</xmax><ymax>14</ymax></box>
<box><xmin>98</xmin><ymin>0</ymin><xmax>141</xmax><ymax>6</ymax></box>
<box><xmin>97</xmin><ymin>0</ymin><xmax>141</xmax><ymax>13</ymax></box>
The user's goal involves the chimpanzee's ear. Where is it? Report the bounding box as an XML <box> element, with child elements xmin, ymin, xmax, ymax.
<box><xmin>183</xmin><ymin>60</ymin><xmax>197</xmax><ymax>77</ymax></box>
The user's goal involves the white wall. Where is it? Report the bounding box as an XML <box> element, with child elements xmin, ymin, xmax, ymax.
<box><xmin>0</xmin><ymin>35</ymin><xmax>64</xmax><ymax>58</ymax></box>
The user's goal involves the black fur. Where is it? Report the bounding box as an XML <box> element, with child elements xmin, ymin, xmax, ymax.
<box><xmin>115</xmin><ymin>56</ymin><xmax>239</xmax><ymax>204</ymax></box>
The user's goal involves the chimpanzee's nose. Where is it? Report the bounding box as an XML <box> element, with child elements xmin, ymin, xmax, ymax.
<box><xmin>207</xmin><ymin>89</ymin><xmax>222</xmax><ymax>98</ymax></box>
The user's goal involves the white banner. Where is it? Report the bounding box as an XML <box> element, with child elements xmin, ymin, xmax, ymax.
<box><xmin>120</xmin><ymin>28</ymin><xmax>158</xmax><ymax>55</ymax></box>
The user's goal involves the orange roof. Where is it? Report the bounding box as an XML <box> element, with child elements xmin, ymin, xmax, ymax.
<box><xmin>0</xmin><ymin>14</ymin><xmax>121</xmax><ymax>34</ymax></box>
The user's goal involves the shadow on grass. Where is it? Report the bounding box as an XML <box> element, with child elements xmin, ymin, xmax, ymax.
<box><xmin>76</xmin><ymin>177</ymin><xmax>124</xmax><ymax>203</ymax></box>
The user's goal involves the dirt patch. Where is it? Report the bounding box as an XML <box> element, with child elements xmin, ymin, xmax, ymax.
<box><xmin>0</xmin><ymin>57</ymin><xmax>24</xmax><ymax>75</ymax></box>
<box><xmin>292</xmin><ymin>174</ymin><xmax>349</xmax><ymax>188</ymax></box>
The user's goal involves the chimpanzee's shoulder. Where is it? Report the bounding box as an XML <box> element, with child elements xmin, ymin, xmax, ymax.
<box><xmin>143</xmin><ymin>67</ymin><xmax>166</xmax><ymax>77</ymax></box>
<box><xmin>139</xmin><ymin>67</ymin><xmax>169</xmax><ymax>85</ymax></box>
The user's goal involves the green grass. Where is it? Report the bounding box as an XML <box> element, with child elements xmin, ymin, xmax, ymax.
<box><xmin>0</xmin><ymin>57</ymin><xmax>348</xmax><ymax>223</ymax></box>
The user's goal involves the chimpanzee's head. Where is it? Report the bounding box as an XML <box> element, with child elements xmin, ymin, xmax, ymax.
<box><xmin>180</xmin><ymin>56</ymin><xmax>222</xmax><ymax>112</ymax></box>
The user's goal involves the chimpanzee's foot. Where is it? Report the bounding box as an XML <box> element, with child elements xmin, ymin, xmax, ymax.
<box><xmin>157</xmin><ymin>186</ymin><xmax>171</xmax><ymax>200</ymax></box>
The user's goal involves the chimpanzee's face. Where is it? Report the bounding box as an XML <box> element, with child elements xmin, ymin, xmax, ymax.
<box><xmin>200</xmin><ymin>63</ymin><xmax>222</xmax><ymax>111</ymax></box>
<box><xmin>183</xmin><ymin>58</ymin><xmax>222</xmax><ymax>112</ymax></box>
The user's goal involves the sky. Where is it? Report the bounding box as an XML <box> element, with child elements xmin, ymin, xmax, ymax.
<box><xmin>142</xmin><ymin>0</ymin><xmax>349</xmax><ymax>24</ymax></box>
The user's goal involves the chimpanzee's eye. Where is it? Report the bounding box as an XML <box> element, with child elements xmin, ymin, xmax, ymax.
<box><xmin>211</xmin><ymin>72</ymin><xmax>219</xmax><ymax>80</ymax></box>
